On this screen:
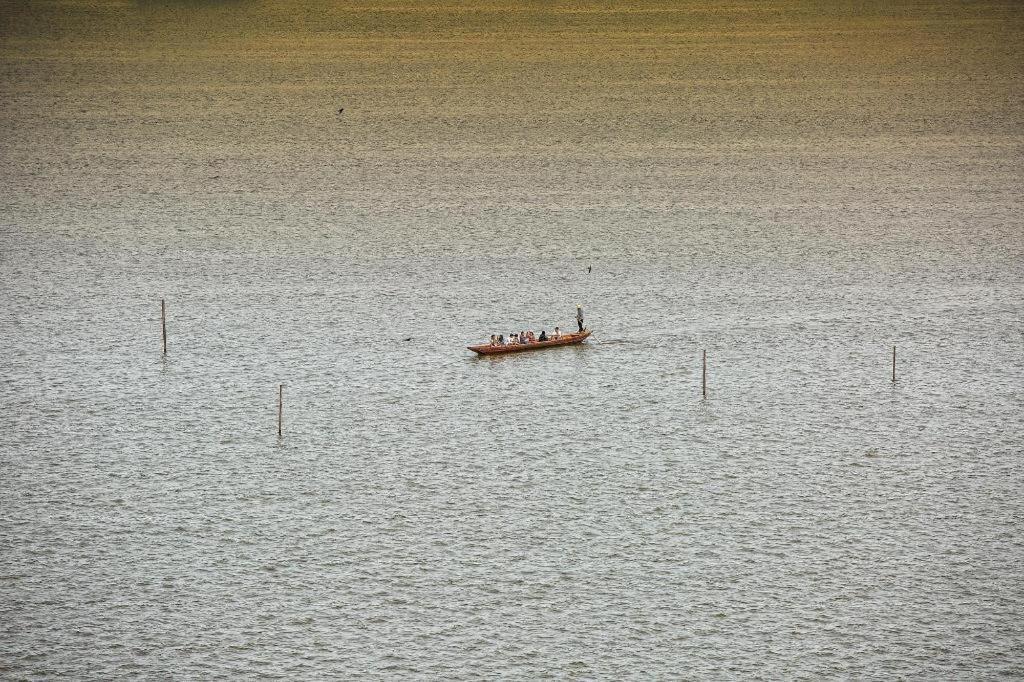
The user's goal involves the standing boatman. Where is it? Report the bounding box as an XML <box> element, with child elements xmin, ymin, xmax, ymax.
<box><xmin>576</xmin><ymin>305</ymin><xmax>584</xmax><ymax>333</ymax></box>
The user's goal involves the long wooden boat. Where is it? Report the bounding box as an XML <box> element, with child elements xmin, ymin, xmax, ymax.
<box><xmin>468</xmin><ymin>330</ymin><xmax>592</xmax><ymax>355</ymax></box>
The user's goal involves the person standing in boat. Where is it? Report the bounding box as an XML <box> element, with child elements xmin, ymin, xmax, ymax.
<box><xmin>576</xmin><ymin>305</ymin><xmax>584</xmax><ymax>333</ymax></box>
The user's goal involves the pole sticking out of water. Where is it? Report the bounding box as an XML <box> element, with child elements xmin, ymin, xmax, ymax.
<box><xmin>892</xmin><ymin>345</ymin><xmax>897</xmax><ymax>383</ymax></box>
<box><xmin>702</xmin><ymin>349</ymin><xmax>707</xmax><ymax>399</ymax></box>
<box><xmin>160</xmin><ymin>299</ymin><xmax>167</xmax><ymax>355</ymax></box>
<box><xmin>278</xmin><ymin>384</ymin><xmax>283</xmax><ymax>437</ymax></box>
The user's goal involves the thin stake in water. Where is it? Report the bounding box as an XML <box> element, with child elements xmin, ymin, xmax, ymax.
<box><xmin>161</xmin><ymin>299</ymin><xmax>167</xmax><ymax>355</ymax></box>
<box><xmin>278</xmin><ymin>384</ymin><xmax>283</xmax><ymax>437</ymax></box>
<box><xmin>702</xmin><ymin>349</ymin><xmax>707</xmax><ymax>399</ymax></box>
<box><xmin>892</xmin><ymin>345</ymin><xmax>897</xmax><ymax>383</ymax></box>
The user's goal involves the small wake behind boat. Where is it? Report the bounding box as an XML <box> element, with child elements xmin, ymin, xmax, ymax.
<box><xmin>468</xmin><ymin>330</ymin><xmax>592</xmax><ymax>355</ymax></box>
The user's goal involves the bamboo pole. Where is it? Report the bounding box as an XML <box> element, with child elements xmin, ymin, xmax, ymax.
<box><xmin>892</xmin><ymin>346</ymin><xmax>896</xmax><ymax>383</ymax></box>
<box><xmin>278</xmin><ymin>384</ymin><xmax>283</xmax><ymax>436</ymax></box>
<box><xmin>160</xmin><ymin>299</ymin><xmax>167</xmax><ymax>355</ymax></box>
<box><xmin>702</xmin><ymin>349</ymin><xmax>707</xmax><ymax>399</ymax></box>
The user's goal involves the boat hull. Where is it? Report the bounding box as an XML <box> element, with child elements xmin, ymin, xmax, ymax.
<box><xmin>468</xmin><ymin>330</ymin><xmax>592</xmax><ymax>355</ymax></box>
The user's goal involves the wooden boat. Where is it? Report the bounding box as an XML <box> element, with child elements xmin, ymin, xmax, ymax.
<box><xmin>468</xmin><ymin>330</ymin><xmax>592</xmax><ymax>355</ymax></box>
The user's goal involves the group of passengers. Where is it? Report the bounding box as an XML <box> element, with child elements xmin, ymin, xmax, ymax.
<box><xmin>489</xmin><ymin>327</ymin><xmax>563</xmax><ymax>346</ymax></box>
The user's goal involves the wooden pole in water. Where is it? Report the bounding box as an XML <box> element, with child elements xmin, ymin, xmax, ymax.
<box><xmin>892</xmin><ymin>345</ymin><xmax>896</xmax><ymax>383</ymax></box>
<box><xmin>702</xmin><ymin>349</ymin><xmax>707</xmax><ymax>399</ymax></box>
<box><xmin>278</xmin><ymin>384</ymin><xmax>283</xmax><ymax>436</ymax></box>
<box><xmin>160</xmin><ymin>299</ymin><xmax>167</xmax><ymax>355</ymax></box>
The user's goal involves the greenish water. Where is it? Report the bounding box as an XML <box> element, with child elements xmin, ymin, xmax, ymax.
<box><xmin>2</xmin><ymin>1</ymin><xmax>1022</xmax><ymax>677</ymax></box>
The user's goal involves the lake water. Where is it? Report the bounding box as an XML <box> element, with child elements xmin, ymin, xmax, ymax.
<box><xmin>2</xmin><ymin>1</ymin><xmax>1023</xmax><ymax>678</ymax></box>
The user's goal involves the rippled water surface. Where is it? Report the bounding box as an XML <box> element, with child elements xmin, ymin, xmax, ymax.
<box><xmin>2</xmin><ymin>1</ymin><xmax>1023</xmax><ymax>678</ymax></box>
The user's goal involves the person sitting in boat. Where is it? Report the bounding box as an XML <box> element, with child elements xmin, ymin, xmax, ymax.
<box><xmin>510</xmin><ymin>332</ymin><xmax>518</xmax><ymax>344</ymax></box>
<box><xmin>520</xmin><ymin>330</ymin><xmax>528</xmax><ymax>343</ymax></box>
<box><xmin>527</xmin><ymin>331</ymin><xmax>535</xmax><ymax>342</ymax></box>
<box><xmin>552</xmin><ymin>327</ymin><xmax>561</xmax><ymax>339</ymax></box>
<box><xmin>497</xmin><ymin>334</ymin><xmax>505</xmax><ymax>345</ymax></box>
<box><xmin>489</xmin><ymin>334</ymin><xmax>497</xmax><ymax>346</ymax></box>
<box><xmin>539</xmin><ymin>330</ymin><xmax>548</xmax><ymax>341</ymax></box>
